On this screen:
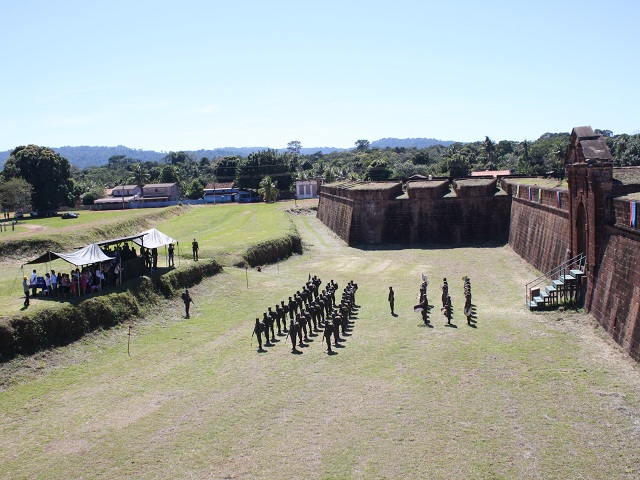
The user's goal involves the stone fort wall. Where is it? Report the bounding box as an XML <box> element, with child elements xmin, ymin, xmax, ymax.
<box><xmin>589</xmin><ymin>198</ymin><xmax>640</xmax><ymax>361</ymax></box>
<box><xmin>317</xmin><ymin>179</ymin><xmax>511</xmax><ymax>246</ymax></box>
<box><xmin>503</xmin><ymin>181</ymin><xmax>571</xmax><ymax>275</ymax></box>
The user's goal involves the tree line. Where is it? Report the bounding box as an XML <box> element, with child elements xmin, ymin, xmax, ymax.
<box><xmin>1</xmin><ymin>130</ymin><xmax>639</xmax><ymax>213</ymax></box>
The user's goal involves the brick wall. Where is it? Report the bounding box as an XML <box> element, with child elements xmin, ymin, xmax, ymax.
<box><xmin>508</xmin><ymin>197</ymin><xmax>571</xmax><ymax>274</ymax></box>
<box><xmin>317</xmin><ymin>182</ymin><xmax>510</xmax><ymax>246</ymax></box>
<box><xmin>589</xmin><ymin>226</ymin><xmax>640</xmax><ymax>361</ymax></box>
<box><xmin>317</xmin><ymin>192</ymin><xmax>354</xmax><ymax>243</ymax></box>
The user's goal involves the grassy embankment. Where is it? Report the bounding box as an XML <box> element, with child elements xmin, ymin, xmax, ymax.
<box><xmin>0</xmin><ymin>207</ymin><xmax>639</xmax><ymax>479</ymax></box>
<box><xmin>0</xmin><ymin>203</ymin><xmax>301</xmax><ymax>359</ymax></box>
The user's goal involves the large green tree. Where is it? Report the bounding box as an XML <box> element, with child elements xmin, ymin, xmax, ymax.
<box><xmin>235</xmin><ymin>149</ymin><xmax>295</xmax><ymax>191</ymax></box>
<box><xmin>0</xmin><ymin>178</ymin><xmax>33</xmax><ymax>212</ymax></box>
<box><xmin>3</xmin><ymin>145</ymin><xmax>74</xmax><ymax>211</ymax></box>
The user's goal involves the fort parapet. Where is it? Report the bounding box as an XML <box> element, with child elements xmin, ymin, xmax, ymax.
<box><xmin>317</xmin><ymin>178</ymin><xmax>510</xmax><ymax>245</ymax></box>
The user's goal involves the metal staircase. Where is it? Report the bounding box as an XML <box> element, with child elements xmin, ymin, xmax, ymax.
<box><xmin>525</xmin><ymin>254</ymin><xmax>586</xmax><ymax>310</ymax></box>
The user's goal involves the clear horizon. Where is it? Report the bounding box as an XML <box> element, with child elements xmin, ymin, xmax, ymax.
<box><xmin>1</xmin><ymin>0</ymin><xmax>638</xmax><ymax>152</ymax></box>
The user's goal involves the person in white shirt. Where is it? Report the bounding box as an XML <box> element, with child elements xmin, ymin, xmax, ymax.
<box><xmin>30</xmin><ymin>269</ymin><xmax>37</xmax><ymax>297</ymax></box>
<box><xmin>50</xmin><ymin>270</ymin><xmax>58</xmax><ymax>296</ymax></box>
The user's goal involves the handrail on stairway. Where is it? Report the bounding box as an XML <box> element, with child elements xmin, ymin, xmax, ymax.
<box><xmin>524</xmin><ymin>253</ymin><xmax>586</xmax><ymax>307</ymax></box>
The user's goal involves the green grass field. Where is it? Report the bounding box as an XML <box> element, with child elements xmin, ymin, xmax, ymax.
<box><xmin>1</xmin><ymin>204</ymin><xmax>639</xmax><ymax>479</ymax></box>
<box><xmin>0</xmin><ymin>203</ymin><xmax>296</xmax><ymax>316</ymax></box>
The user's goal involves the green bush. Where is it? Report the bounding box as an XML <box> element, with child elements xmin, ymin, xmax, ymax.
<box><xmin>243</xmin><ymin>233</ymin><xmax>302</xmax><ymax>267</ymax></box>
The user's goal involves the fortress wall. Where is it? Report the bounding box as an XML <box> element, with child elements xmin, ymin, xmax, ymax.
<box><xmin>321</xmin><ymin>188</ymin><xmax>511</xmax><ymax>246</ymax></box>
<box><xmin>410</xmin><ymin>195</ymin><xmax>511</xmax><ymax>244</ymax></box>
<box><xmin>589</xmin><ymin>225</ymin><xmax>640</xmax><ymax>361</ymax></box>
<box><xmin>317</xmin><ymin>192</ymin><xmax>354</xmax><ymax>244</ymax></box>
<box><xmin>508</xmin><ymin>196</ymin><xmax>570</xmax><ymax>274</ymax></box>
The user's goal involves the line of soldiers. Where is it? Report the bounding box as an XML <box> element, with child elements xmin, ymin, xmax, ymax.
<box><xmin>252</xmin><ymin>276</ymin><xmax>359</xmax><ymax>354</ymax></box>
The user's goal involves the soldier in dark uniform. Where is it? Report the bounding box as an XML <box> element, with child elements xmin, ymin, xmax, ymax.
<box><xmin>181</xmin><ymin>289</ymin><xmax>194</xmax><ymax>318</ymax></box>
<box><xmin>295</xmin><ymin>291</ymin><xmax>303</xmax><ymax>314</ymax></box>
<box><xmin>288</xmin><ymin>296</ymin><xmax>296</xmax><ymax>320</ymax></box>
<box><xmin>295</xmin><ymin>314</ymin><xmax>305</xmax><ymax>347</ymax></box>
<box><xmin>288</xmin><ymin>318</ymin><xmax>300</xmax><ymax>353</ymax></box>
<box><xmin>442</xmin><ymin>294</ymin><xmax>452</xmax><ymax>325</ymax></box>
<box><xmin>388</xmin><ymin>286</ymin><xmax>395</xmax><ymax>315</ymax></box>
<box><xmin>263</xmin><ymin>312</ymin><xmax>275</xmax><ymax>344</ymax></box>
<box><xmin>280</xmin><ymin>300</ymin><xmax>289</xmax><ymax>333</ymax></box>
<box><xmin>270</xmin><ymin>306</ymin><xmax>282</xmax><ymax>336</ymax></box>
<box><xmin>332</xmin><ymin>312</ymin><xmax>342</xmax><ymax>346</ymax></box>
<box><xmin>441</xmin><ymin>278</ymin><xmax>449</xmax><ymax>308</ymax></box>
<box><xmin>253</xmin><ymin>318</ymin><xmax>265</xmax><ymax>352</ymax></box>
<box><xmin>323</xmin><ymin>319</ymin><xmax>334</xmax><ymax>353</ymax></box>
<box><xmin>315</xmin><ymin>299</ymin><xmax>325</xmax><ymax>326</ymax></box>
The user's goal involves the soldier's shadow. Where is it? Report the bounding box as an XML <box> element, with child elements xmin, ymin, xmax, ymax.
<box><xmin>445</xmin><ymin>323</ymin><xmax>458</xmax><ymax>328</ymax></box>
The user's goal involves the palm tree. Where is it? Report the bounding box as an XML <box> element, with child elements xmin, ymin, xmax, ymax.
<box><xmin>258</xmin><ymin>176</ymin><xmax>279</xmax><ymax>203</ymax></box>
<box><xmin>483</xmin><ymin>136</ymin><xmax>496</xmax><ymax>166</ymax></box>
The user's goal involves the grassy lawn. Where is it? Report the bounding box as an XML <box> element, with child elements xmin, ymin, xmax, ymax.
<box><xmin>0</xmin><ymin>203</ymin><xmax>295</xmax><ymax>317</ymax></box>
<box><xmin>1</xmin><ymin>208</ymin><xmax>639</xmax><ymax>479</ymax></box>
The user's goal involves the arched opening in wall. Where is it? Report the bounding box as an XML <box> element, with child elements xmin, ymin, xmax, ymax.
<box><xmin>576</xmin><ymin>201</ymin><xmax>587</xmax><ymax>259</ymax></box>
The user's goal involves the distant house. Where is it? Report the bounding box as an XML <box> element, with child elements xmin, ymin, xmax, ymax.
<box><xmin>112</xmin><ymin>185</ymin><xmax>142</xmax><ymax>197</ymax></box>
<box><xmin>295</xmin><ymin>179</ymin><xmax>321</xmax><ymax>199</ymax></box>
<box><xmin>204</xmin><ymin>182</ymin><xmax>238</xmax><ymax>203</ymax></box>
<box><xmin>92</xmin><ymin>184</ymin><xmax>141</xmax><ymax>210</ymax></box>
<box><xmin>141</xmin><ymin>183</ymin><xmax>179</xmax><ymax>204</ymax></box>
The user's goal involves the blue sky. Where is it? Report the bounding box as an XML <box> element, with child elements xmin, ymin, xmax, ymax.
<box><xmin>1</xmin><ymin>0</ymin><xmax>638</xmax><ymax>151</ymax></box>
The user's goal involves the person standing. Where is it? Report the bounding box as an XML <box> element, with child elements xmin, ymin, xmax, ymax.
<box><xmin>192</xmin><ymin>238</ymin><xmax>199</xmax><ymax>261</ymax></box>
<box><xmin>30</xmin><ymin>269</ymin><xmax>37</xmax><ymax>297</ymax></box>
<box><xmin>253</xmin><ymin>318</ymin><xmax>265</xmax><ymax>352</ymax></box>
<box><xmin>50</xmin><ymin>270</ymin><xmax>58</xmax><ymax>296</ymax></box>
<box><xmin>168</xmin><ymin>243</ymin><xmax>175</xmax><ymax>267</ymax></box>
<box><xmin>181</xmin><ymin>289</ymin><xmax>194</xmax><ymax>318</ymax></box>
<box><xmin>23</xmin><ymin>276</ymin><xmax>30</xmax><ymax>307</ymax></box>
<box><xmin>388</xmin><ymin>286</ymin><xmax>395</xmax><ymax>315</ymax></box>
<box><xmin>151</xmin><ymin>248</ymin><xmax>158</xmax><ymax>270</ymax></box>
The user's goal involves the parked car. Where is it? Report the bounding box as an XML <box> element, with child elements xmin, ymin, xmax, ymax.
<box><xmin>62</xmin><ymin>212</ymin><xmax>79</xmax><ymax>219</ymax></box>
<box><xmin>14</xmin><ymin>211</ymin><xmax>24</xmax><ymax>219</ymax></box>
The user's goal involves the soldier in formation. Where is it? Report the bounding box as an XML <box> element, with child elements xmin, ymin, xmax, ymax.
<box><xmin>250</xmin><ymin>276</ymin><xmax>359</xmax><ymax>354</ymax></box>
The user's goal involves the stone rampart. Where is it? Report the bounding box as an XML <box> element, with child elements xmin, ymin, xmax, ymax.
<box><xmin>507</xmin><ymin>195</ymin><xmax>571</xmax><ymax>275</ymax></box>
<box><xmin>317</xmin><ymin>179</ymin><xmax>510</xmax><ymax>246</ymax></box>
<box><xmin>589</xmin><ymin>225</ymin><xmax>640</xmax><ymax>361</ymax></box>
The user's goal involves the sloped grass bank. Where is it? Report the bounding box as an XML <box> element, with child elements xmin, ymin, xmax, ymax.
<box><xmin>0</xmin><ymin>205</ymin><xmax>188</xmax><ymax>260</ymax></box>
<box><xmin>0</xmin><ymin>259</ymin><xmax>222</xmax><ymax>361</ymax></box>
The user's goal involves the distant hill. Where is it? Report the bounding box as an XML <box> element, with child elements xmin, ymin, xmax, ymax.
<box><xmin>0</xmin><ymin>137</ymin><xmax>454</xmax><ymax>169</ymax></box>
<box><xmin>371</xmin><ymin>137</ymin><xmax>454</xmax><ymax>149</ymax></box>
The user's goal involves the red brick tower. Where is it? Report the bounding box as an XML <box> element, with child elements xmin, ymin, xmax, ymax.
<box><xmin>564</xmin><ymin>126</ymin><xmax>613</xmax><ymax>307</ymax></box>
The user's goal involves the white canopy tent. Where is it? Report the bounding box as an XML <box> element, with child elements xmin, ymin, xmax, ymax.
<box><xmin>132</xmin><ymin>228</ymin><xmax>179</xmax><ymax>267</ymax></box>
<box><xmin>26</xmin><ymin>243</ymin><xmax>115</xmax><ymax>266</ymax></box>
<box><xmin>132</xmin><ymin>228</ymin><xmax>177</xmax><ymax>249</ymax></box>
